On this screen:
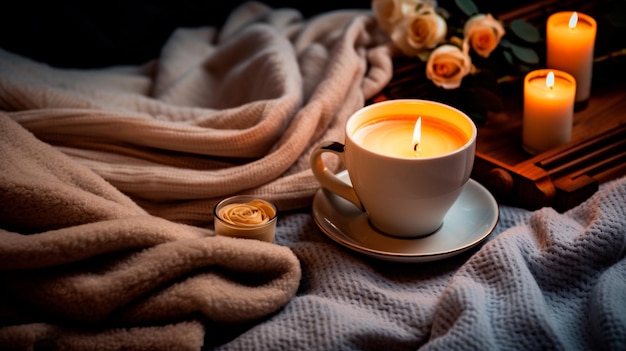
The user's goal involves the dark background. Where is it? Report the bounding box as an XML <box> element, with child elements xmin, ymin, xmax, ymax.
<box><xmin>0</xmin><ymin>0</ymin><xmax>520</xmax><ymax>68</ymax></box>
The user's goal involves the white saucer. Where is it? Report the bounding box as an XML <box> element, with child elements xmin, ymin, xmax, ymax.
<box><xmin>312</xmin><ymin>170</ymin><xmax>499</xmax><ymax>263</ymax></box>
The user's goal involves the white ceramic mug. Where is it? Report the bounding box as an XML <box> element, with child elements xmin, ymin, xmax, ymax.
<box><xmin>310</xmin><ymin>99</ymin><xmax>477</xmax><ymax>237</ymax></box>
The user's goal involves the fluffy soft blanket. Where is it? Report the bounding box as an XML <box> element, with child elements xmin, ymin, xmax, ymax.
<box><xmin>0</xmin><ymin>116</ymin><xmax>302</xmax><ymax>350</ymax></box>
<box><xmin>2</xmin><ymin>1</ymin><xmax>626</xmax><ymax>350</ymax></box>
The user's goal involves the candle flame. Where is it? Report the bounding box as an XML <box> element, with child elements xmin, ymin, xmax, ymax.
<box><xmin>546</xmin><ymin>71</ymin><xmax>555</xmax><ymax>89</ymax></box>
<box><xmin>413</xmin><ymin>117</ymin><xmax>422</xmax><ymax>151</ymax></box>
<box><xmin>569</xmin><ymin>12</ymin><xmax>578</xmax><ymax>29</ymax></box>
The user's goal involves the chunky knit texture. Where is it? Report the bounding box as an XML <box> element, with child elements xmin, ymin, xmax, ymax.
<box><xmin>216</xmin><ymin>178</ymin><xmax>625</xmax><ymax>351</ymax></box>
<box><xmin>0</xmin><ymin>3</ymin><xmax>393</xmax><ymax>227</ymax></box>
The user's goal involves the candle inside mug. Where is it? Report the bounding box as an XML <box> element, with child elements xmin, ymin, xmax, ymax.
<box><xmin>352</xmin><ymin>115</ymin><xmax>469</xmax><ymax>158</ymax></box>
<box><xmin>311</xmin><ymin>99</ymin><xmax>477</xmax><ymax>236</ymax></box>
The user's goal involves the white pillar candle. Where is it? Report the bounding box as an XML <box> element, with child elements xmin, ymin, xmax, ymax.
<box><xmin>547</xmin><ymin>11</ymin><xmax>597</xmax><ymax>104</ymax></box>
<box><xmin>522</xmin><ymin>69</ymin><xmax>576</xmax><ymax>155</ymax></box>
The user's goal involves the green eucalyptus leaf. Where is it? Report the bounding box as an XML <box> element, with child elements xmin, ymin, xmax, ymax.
<box><xmin>417</xmin><ymin>51</ymin><xmax>430</xmax><ymax>62</ymax></box>
<box><xmin>509</xmin><ymin>20</ymin><xmax>541</xmax><ymax>43</ymax></box>
<box><xmin>455</xmin><ymin>0</ymin><xmax>479</xmax><ymax>17</ymax></box>
<box><xmin>511</xmin><ymin>44</ymin><xmax>539</xmax><ymax>64</ymax></box>
<box><xmin>499</xmin><ymin>38</ymin><xmax>513</xmax><ymax>49</ymax></box>
<box><xmin>503</xmin><ymin>50</ymin><xmax>515</xmax><ymax>66</ymax></box>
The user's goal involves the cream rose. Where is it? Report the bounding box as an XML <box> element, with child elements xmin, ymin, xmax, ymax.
<box><xmin>389</xmin><ymin>6</ymin><xmax>447</xmax><ymax>56</ymax></box>
<box><xmin>426</xmin><ymin>44</ymin><xmax>472</xmax><ymax>89</ymax></box>
<box><xmin>372</xmin><ymin>0</ymin><xmax>430</xmax><ymax>34</ymax></box>
<box><xmin>218</xmin><ymin>200</ymin><xmax>276</xmax><ymax>226</ymax></box>
<box><xmin>372</xmin><ymin>0</ymin><xmax>404</xmax><ymax>34</ymax></box>
<box><xmin>463</xmin><ymin>13</ymin><xmax>505</xmax><ymax>58</ymax></box>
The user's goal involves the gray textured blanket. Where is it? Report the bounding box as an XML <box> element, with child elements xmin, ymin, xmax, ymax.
<box><xmin>1</xmin><ymin>1</ymin><xmax>625</xmax><ymax>350</ymax></box>
<box><xmin>225</xmin><ymin>177</ymin><xmax>625</xmax><ymax>350</ymax></box>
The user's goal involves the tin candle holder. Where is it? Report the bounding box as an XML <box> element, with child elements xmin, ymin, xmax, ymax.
<box><xmin>213</xmin><ymin>195</ymin><xmax>277</xmax><ymax>242</ymax></box>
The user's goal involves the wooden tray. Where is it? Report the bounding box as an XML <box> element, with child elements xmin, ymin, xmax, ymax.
<box><xmin>473</xmin><ymin>0</ymin><xmax>626</xmax><ymax>211</ymax></box>
<box><xmin>471</xmin><ymin>82</ymin><xmax>626</xmax><ymax>211</ymax></box>
<box><xmin>370</xmin><ymin>0</ymin><xmax>626</xmax><ymax>211</ymax></box>
<box><xmin>372</xmin><ymin>77</ymin><xmax>625</xmax><ymax>211</ymax></box>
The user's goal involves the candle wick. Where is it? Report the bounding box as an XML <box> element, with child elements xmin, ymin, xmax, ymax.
<box><xmin>413</xmin><ymin>143</ymin><xmax>419</xmax><ymax>151</ymax></box>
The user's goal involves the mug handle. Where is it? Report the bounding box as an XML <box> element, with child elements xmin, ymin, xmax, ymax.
<box><xmin>310</xmin><ymin>141</ymin><xmax>364</xmax><ymax>210</ymax></box>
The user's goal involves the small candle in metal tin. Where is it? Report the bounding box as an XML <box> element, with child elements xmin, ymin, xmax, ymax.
<box><xmin>213</xmin><ymin>195</ymin><xmax>277</xmax><ymax>242</ymax></box>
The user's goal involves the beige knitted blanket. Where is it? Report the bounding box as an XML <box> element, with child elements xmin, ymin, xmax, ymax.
<box><xmin>0</xmin><ymin>2</ymin><xmax>393</xmax><ymax>350</ymax></box>
<box><xmin>0</xmin><ymin>2</ymin><xmax>391</xmax><ymax>226</ymax></box>
<box><xmin>0</xmin><ymin>117</ymin><xmax>301</xmax><ymax>350</ymax></box>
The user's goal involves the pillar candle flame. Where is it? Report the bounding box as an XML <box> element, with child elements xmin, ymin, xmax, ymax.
<box><xmin>412</xmin><ymin>117</ymin><xmax>422</xmax><ymax>151</ymax></box>
<box><xmin>546</xmin><ymin>71</ymin><xmax>555</xmax><ymax>89</ymax></box>
<box><xmin>569</xmin><ymin>12</ymin><xmax>578</xmax><ymax>29</ymax></box>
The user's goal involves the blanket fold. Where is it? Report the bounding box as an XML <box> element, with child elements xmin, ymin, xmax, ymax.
<box><xmin>425</xmin><ymin>177</ymin><xmax>626</xmax><ymax>350</ymax></box>
<box><xmin>0</xmin><ymin>1</ymin><xmax>393</xmax><ymax>227</ymax></box>
<box><xmin>0</xmin><ymin>117</ymin><xmax>300</xmax><ymax>348</ymax></box>
<box><xmin>209</xmin><ymin>177</ymin><xmax>626</xmax><ymax>351</ymax></box>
